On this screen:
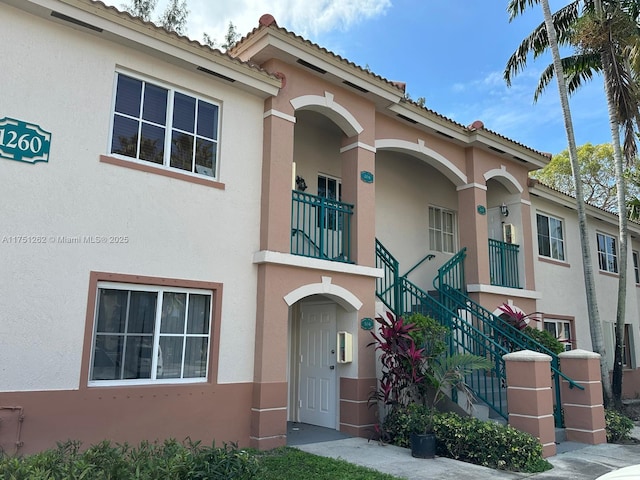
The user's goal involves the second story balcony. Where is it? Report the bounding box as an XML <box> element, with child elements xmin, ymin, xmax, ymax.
<box><xmin>489</xmin><ymin>238</ymin><xmax>520</xmax><ymax>289</ymax></box>
<box><xmin>291</xmin><ymin>191</ymin><xmax>353</xmax><ymax>264</ymax></box>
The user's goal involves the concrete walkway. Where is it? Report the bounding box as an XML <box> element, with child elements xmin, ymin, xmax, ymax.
<box><xmin>296</xmin><ymin>429</ymin><xmax>640</xmax><ymax>480</ymax></box>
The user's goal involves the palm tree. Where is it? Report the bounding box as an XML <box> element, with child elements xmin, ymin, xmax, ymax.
<box><xmin>507</xmin><ymin>0</ymin><xmax>640</xmax><ymax>408</ymax></box>
<box><xmin>505</xmin><ymin>0</ymin><xmax>612</xmax><ymax>405</ymax></box>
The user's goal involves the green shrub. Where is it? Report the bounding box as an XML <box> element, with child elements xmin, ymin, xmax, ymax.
<box><xmin>406</xmin><ymin>313</ymin><xmax>448</xmax><ymax>359</ymax></box>
<box><xmin>523</xmin><ymin>326</ymin><xmax>565</xmax><ymax>355</ymax></box>
<box><xmin>433</xmin><ymin>413</ymin><xmax>552</xmax><ymax>473</ymax></box>
<box><xmin>0</xmin><ymin>439</ymin><xmax>260</xmax><ymax>480</ymax></box>
<box><xmin>605</xmin><ymin>409</ymin><xmax>635</xmax><ymax>443</ymax></box>
<box><xmin>383</xmin><ymin>407</ymin><xmax>551</xmax><ymax>473</ymax></box>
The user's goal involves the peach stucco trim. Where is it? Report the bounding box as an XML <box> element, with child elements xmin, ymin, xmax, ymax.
<box><xmin>100</xmin><ymin>155</ymin><xmax>226</xmax><ymax>189</ymax></box>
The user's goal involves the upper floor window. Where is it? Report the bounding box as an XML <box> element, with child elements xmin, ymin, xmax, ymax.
<box><xmin>429</xmin><ymin>206</ymin><xmax>456</xmax><ymax>253</ymax></box>
<box><xmin>597</xmin><ymin>232</ymin><xmax>618</xmax><ymax>273</ymax></box>
<box><xmin>90</xmin><ymin>282</ymin><xmax>212</xmax><ymax>385</ymax></box>
<box><xmin>536</xmin><ymin>213</ymin><xmax>565</xmax><ymax>261</ymax></box>
<box><xmin>634</xmin><ymin>251</ymin><xmax>639</xmax><ymax>284</ymax></box>
<box><xmin>110</xmin><ymin>73</ymin><xmax>219</xmax><ymax>179</ymax></box>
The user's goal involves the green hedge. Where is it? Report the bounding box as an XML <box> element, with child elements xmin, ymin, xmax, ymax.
<box><xmin>0</xmin><ymin>439</ymin><xmax>259</xmax><ymax>480</ymax></box>
<box><xmin>605</xmin><ymin>409</ymin><xmax>635</xmax><ymax>443</ymax></box>
<box><xmin>382</xmin><ymin>406</ymin><xmax>551</xmax><ymax>473</ymax></box>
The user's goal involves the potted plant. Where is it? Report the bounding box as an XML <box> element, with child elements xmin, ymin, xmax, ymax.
<box><xmin>369</xmin><ymin>312</ymin><xmax>491</xmax><ymax>458</ymax></box>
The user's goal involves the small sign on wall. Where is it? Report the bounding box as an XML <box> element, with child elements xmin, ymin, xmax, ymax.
<box><xmin>360</xmin><ymin>171</ymin><xmax>374</xmax><ymax>183</ymax></box>
<box><xmin>0</xmin><ymin>117</ymin><xmax>51</xmax><ymax>164</ymax></box>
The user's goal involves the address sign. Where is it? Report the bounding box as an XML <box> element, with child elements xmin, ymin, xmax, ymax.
<box><xmin>0</xmin><ymin>117</ymin><xmax>51</xmax><ymax>164</ymax></box>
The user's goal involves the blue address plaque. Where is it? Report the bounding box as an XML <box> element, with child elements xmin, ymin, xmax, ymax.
<box><xmin>0</xmin><ymin>117</ymin><xmax>51</xmax><ymax>164</ymax></box>
<box><xmin>360</xmin><ymin>171</ymin><xmax>374</xmax><ymax>183</ymax></box>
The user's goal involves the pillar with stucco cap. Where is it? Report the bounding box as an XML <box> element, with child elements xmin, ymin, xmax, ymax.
<box><xmin>504</xmin><ymin>350</ymin><xmax>556</xmax><ymax>457</ymax></box>
<box><xmin>558</xmin><ymin>349</ymin><xmax>606</xmax><ymax>445</ymax></box>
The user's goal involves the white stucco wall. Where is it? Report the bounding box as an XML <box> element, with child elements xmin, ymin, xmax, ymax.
<box><xmin>531</xmin><ymin>195</ymin><xmax>640</xmax><ymax>368</ymax></box>
<box><xmin>0</xmin><ymin>3</ymin><xmax>263</xmax><ymax>390</ymax></box>
<box><xmin>375</xmin><ymin>150</ymin><xmax>459</xmax><ymax>291</ymax></box>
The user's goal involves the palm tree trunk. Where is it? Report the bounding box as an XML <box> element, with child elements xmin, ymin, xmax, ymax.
<box><xmin>595</xmin><ymin>0</ymin><xmax>628</xmax><ymax>409</ymax></box>
<box><xmin>540</xmin><ymin>0</ymin><xmax>613</xmax><ymax>405</ymax></box>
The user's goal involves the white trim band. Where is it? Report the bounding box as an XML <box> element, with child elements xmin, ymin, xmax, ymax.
<box><xmin>264</xmin><ymin>109</ymin><xmax>296</xmax><ymax>123</ymax></box>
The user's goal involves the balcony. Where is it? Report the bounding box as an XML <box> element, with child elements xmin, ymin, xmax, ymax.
<box><xmin>291</xmin><ymin>191</ymin><xmax>353</xmax><ymax>263</ymax></box>
<box><xmin>488</xmin><ymin>238</ymin><xmax>520</xmax><ymax>288</ymax></box>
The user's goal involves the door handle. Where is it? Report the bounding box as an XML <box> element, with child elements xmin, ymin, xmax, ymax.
<box><xmin>329</xmin><ymin>365</ymin><xmax>335</xmax><ymax>370</ymax></box>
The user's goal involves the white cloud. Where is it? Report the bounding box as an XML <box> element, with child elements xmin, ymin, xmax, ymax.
<box><xmin>104</xmin><ymin>0</ymin><xmax>392</xmax><ymax>47</ymax></box>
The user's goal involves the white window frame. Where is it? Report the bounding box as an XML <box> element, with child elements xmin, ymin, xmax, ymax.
<box><xmin>89</xmin><ymin>281</ymin><xmax>213</xmax><ymax>387</ymax></box>
<box><xmin>543</xmin><ymin>318</ymin><xmax>573</xmax><ymax>351</ymax></box>
<box><xmin>536</xmin><ymin>212</ymin><xmax>565</xmax><ymax>261</ymax></box>
<box><xmin>108</xmin><ymin>71</ymin><xmax>221</xmax><ymax>181</ymax></box>
<box><xmin>633</xmin><ymin>251</ymin><xmax>639</xmax><ymax>284</ymax></box>
<box><xmin>429</xmin><ymin>205</ymin><xmax>457</xmax><ymax>254</ymax></box>
<box><xmin>596</xmin><ymin>232</ymin><xmax>618</xmax><ymax>273</ymax></box>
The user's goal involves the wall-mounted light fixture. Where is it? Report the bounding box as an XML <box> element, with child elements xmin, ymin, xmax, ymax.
<box><xmin>500</xmin><ymin>202</ymin><xmax>509</xmax><ymax>217</ymax></box>
<box><xmin>295</xmin><ymin>175</ymin><xmax>307</xmax><ymax>192</ymax></box>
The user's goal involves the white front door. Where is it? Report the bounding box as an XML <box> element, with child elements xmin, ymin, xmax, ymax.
<box><xmin>298</xmin><ymin>303</ymin><xmax>337</xmax><ymax>428</ymax></box>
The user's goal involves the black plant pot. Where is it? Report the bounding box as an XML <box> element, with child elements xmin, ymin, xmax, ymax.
<box><xmin>410</xmin><ymin>432</ymin><xmax>436</xmax><ymax>459</ymax></box>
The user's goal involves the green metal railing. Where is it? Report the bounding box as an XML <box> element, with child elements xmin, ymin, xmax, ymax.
<box><xmin>375</xmin><ymin>240</ymin><xmax>509</xmax><ymax>420</ymax></box>
<box><xmin>437</xmin><ymin>284</ymin><xmax>584</xmax><ymax>427</ymax></box>
<box><xmin>291</xmin><ymin>191</ymin><xmax>353</xmax><ymax>263</ymax></box>
<box><xmin>488</xmin><ymin>239</ymin><xmax>520</xmax><ymax>288</ymax></box>
<box><xmin>434</xmin><ymin>248</ymin><xmax>466</xmax><ymax>294</ymax></box>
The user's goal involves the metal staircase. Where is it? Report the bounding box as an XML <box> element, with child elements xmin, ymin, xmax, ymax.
<box><xmin>375</xmin><ymin>239</ymin><xmax>583</xmax><ymax>426</ymax></box>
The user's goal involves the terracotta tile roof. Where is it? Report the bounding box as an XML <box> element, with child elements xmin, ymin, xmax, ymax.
<box><xmin>233</xmin><ymin>14</ymin><xmax>551</xmax><ymax>159</ymax></box>
<box><xmin>86</xmin><ymin>0</ymin><xmax>279</xmax><ymax>81</ymax></box>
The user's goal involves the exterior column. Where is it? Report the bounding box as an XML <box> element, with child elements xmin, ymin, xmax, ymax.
<box><xmin>504</xmin><ymin>350</ymin><xmax>556</xmax><ymax>458</ymax></box>
<box><xmin>340</xmin><ymin>140</ymin><xmax>376</xmax><ymax>267</ymax></box>
<box><xmin>260</xmin><ymin>109</ymin><xmax>296</xmax><ymax>253</ymax></box>
<box><xmin>456</xmin><ymin>183</ymin><xmax>490</xmax><ymax>285</ymax></box>
<box><xmin>559</xmin><ymin>350</ymin><xmax>607</xmax><ymax>444</ymax></box>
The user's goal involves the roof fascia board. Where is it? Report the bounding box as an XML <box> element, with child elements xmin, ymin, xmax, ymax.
<box><xmin>25</xmin><ymin>0</ymin><xmax>280</xmax><ymax>96</ymax></box>
<box><xmin>468</xmin><ymin>131</ymin><xmax>548</xmax><ymax>169</ymax></box>
<box><xmin>388</xmin><ymin>103</ymin><xmax>468</xmax><ymax>142</ymax></box>
<box><xmin>529</xmin><ymin>184</ymin><xmax>638</xmax><ymax>231</ymax></box>
<box><xmin>237</xmin><ymin>27</ymin><xmax>404</xmax><ymax>104</ymax></box>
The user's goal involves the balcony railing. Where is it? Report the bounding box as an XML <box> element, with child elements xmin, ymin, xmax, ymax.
<box><xmin>488</xmin><ymin>238</ymin><xmax>520</xmax><ymax>288</ymax></box>
<box><xmin>291</xmin><ymin>191</ymin><xmax>353</xmax><ymax>263</ymax></box>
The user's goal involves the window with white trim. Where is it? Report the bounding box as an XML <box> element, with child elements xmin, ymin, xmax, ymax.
<box><xmin>536</xmin><ymin>213</ymin><xmax>565</xmax><ymax>261</ymax></box>
<box><xmin>110</xmin><ymin>73</ymin><xmax>220</xmax><ymax>179</ymax></box>
<box><xmin>634</xmin><ymin>251</ymin><xmax>639</xmax><ymax>284</ymax></box>
<box><xmin>317</xmin><ymin>174</ymin><xmax>342</xmax><ymax>230</ymax></box>
<box><xmin>597</xmin><ymin>232</ymin><xmax>618</xmax><ymax>273</ymax></box>
<box><xmin>429</xmin><ymin>206</ymin><xmax>456</xmax><ymax>253</ymax></box>
<box><xmin>90</xmin><ymin>283</ymin><xmax>212</xmax><ymax>385</ymax></box>
<box><xmin>543</xmin><ymin>319</ymin><xmax>573</xmax><ymax>351</ymax></box>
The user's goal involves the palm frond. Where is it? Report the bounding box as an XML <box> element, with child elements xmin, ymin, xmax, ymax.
<box><xmin>504</xmin><ymin>1</ymin><xmax>581</xmax><ymax>86</ymax></box>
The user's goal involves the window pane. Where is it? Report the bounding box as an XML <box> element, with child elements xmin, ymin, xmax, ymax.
<box><xmin>96</xmin><ymin>289</ymin><xmax>128</xmax><ymax>333</ymax></box>
<box><xmin>197</xmin><ymin>101</ymin><xmax>217</xmax><ymax>139</ymax></box>
<box><xmin>142</xmin><ymin>83</ymin><xmax>168</xmax><ymax>125</ymax></box>
<box><xmin>111</xmin><ymin>115</ymin><xmax>139</xmax><ymax>158</ymax></box>
<box><xmin>173</xmin><ymin>92</ymin><xmax>196</xmax><ymax>133</ymax></box>
<box><xmin>123</xmin><ymin>336</ymin><xmax>153</xmax><ymax>379</ymax></box>
<box><xmin>127</xmin><ymin>291</ymin><xmax>157</xmax><ymax>334</ymax></box>
<box><xmin>115</xmin><ymin>75</ymin><xmax>142</xmax><ymax>117</ymax></box>
<box><xmin>171</xmin><ymin>131</ymin><xmax>194</xmax><ymax>171</ymax></box>
<box><xmin>184</xmin><ymin>337</ymin><xmax>208</xmax><ymax>378</ymax></box>
<box><xmin>158</xmin><ymin>336</ymin><xmax>184</xmax><ymax>379</ymax></box>
<box><xmin>195</xmin><ymin>138</ymin><xmax>215</xmax><ymax>177</ymax></box>
<box><xmin>92</xmin><ymin>335</ymin><xmax>123</xmax><ymax>380</ymax></box>
<box><xmin>139</xmin><ymin>123</ymin><xmax>165</xmax><ymax>164</ymax></box>
<box><xmin>187</xmin><ymin>294</ymin><xmax>210</xmax><ymax>334</ymax></box>
<box><xmin>161</xmin><ymin>292</ymin><xmax>187</xmax><ymax>333</ymax></box>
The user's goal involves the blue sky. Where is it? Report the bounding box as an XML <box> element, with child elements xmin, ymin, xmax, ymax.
<box><xmin>103</xmin><ymin>0</ymin><xmax>612</xmax><ymax>155</ymax></box>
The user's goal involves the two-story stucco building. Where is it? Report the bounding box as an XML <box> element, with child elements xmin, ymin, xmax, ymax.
<box><xmin>1</xmin><ymin>0</ymin><xmax>639</xmax><ymax>456</ymax></box>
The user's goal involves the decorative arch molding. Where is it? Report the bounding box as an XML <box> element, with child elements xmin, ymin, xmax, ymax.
<box><xmin>484</xmin><ymin>166</ymin><xmax>523</xmax><ymax>194</ymax></box>
<box><xmin>375</xmin><ymin>138</ymin><xmax>467</xmax><ymax>186</ymax></box>
<box><xmin>290</xmin><ymin>92</ymin><xmax>363</xmax><ymax>137</ymax></box>
<box><xmin>283</xmin><ymin>276</ymin><xmax>362</xmax><ymax>312</ymax></box>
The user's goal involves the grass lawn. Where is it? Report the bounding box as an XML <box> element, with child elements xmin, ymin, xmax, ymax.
<box><xmin>256</xmin><ymin>447</ymin><xmax>402</xmax><ymax>480</ymax></box>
